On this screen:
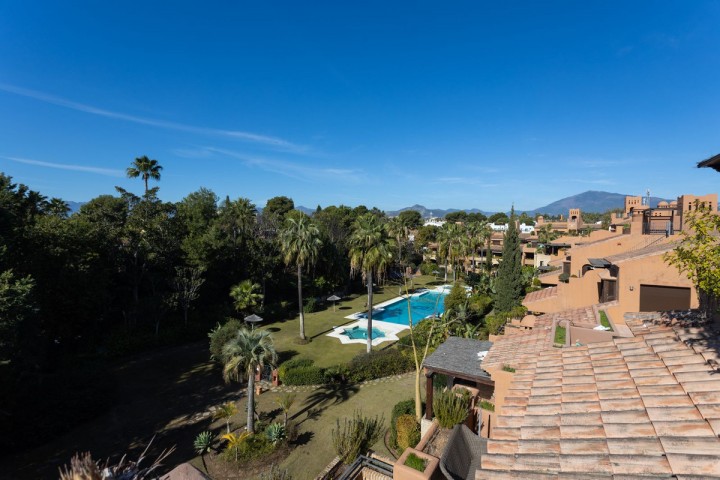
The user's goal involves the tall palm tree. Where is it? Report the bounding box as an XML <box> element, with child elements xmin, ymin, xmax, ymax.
<box><xmin>438</xmin><ymin>223</ymin><xmax>464</xmax><ymax>282</ymax></box>
<box><xmin>126</xmin><ymin>155</ymin><xmax>162</xmax><ymax>194</ymax></box>
<box><xmin>349</xmin><ymin>213</ymin><xmax>393</xmax><ymax>353</ymax></box>
<box><xmin>479</xmin><ymin>222</ymin><xmax>494</xmax><ymax>273</ymax></box>
<box><xmin>387</xmin><ymin>216</ymin><xmax>406</xmax><ymax>272</ymax></box>
<box><xmin>278</xmin><ymin>215</ymin><xmax>322</xmax><ymax>341</ymax></box>
<box><xmin>221</xmin><ymin>326</ymin><xmax>277</xmax><ymax>433</ymax></box>
<box><xmin>465</xmin><ymin>222</ymin><xmax>483</xmax><ymax>273</ymax></box>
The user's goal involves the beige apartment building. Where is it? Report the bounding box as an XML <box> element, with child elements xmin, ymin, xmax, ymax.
<box><xmin>524</xmin><ymin>192</ymin><xmax>717</xmax><ymax>328</ymax></box>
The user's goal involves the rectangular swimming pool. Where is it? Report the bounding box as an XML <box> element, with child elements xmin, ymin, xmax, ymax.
<box><xmin>370</xmin><ymin>290</ymin><xmax>447</xmax><ymax>326</ymax></box>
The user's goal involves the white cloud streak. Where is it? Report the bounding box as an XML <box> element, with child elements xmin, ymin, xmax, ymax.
<box><xmin>202</xmin><ymin>147</ymin><xmax>365</xmax><ymax>183</ymax></box>
<box><xmin>2</xmin><ymin>155</ymin><xmax>125</xmax><ymax>177</ymax></box>
<box><xmin>0</xmin><ymin>83</ymin><xmax>306</xmax><ymax>153</ymax></box>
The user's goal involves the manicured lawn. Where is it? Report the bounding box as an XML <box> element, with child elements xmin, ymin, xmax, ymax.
<box><xmin>264</xmin><ymin>275</ymin><xmax>442</xmax><ymax>368</ymax></box>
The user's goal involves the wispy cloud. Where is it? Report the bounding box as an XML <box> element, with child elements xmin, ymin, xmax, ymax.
<box><xmin>0</xmin><ymin>83</ymin><xmax>306</xmax><ymax>153</ymax></box>
<box><xmin>436</xmin><ymin>176</ymin><xmax>499</xmax><ymax>187</ymax></box>
<box><xmin>202</xmin><ymin>147</ymin><xmax>365</xmax><ymax>183</ymax></box>
<box><xmin>2</xmin><ymin>155</ymin><xmax>124</xmax><ymax>177</ymax></box>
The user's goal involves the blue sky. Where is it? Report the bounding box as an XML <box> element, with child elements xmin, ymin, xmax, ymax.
<box><xmin>1</xmin><ymin>1</ymin><xmax>719</xmax><ymax>212</ymax></box>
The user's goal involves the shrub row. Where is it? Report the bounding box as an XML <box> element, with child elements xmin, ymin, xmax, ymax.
<box><xmin>277</xmin><ymin>348</ymin><xmax>416</xmax><ymax>386</ymax></box>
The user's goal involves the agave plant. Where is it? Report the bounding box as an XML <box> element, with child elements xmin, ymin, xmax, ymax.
<box><xmin>265</xmin><ymin>422</ymin><xmax>287</xmax><ymax>446</ymax></box>
<box><xmin>194</xmin><ymin>431</ymin><xmax>215</xmax><ymax>472</ymax></box>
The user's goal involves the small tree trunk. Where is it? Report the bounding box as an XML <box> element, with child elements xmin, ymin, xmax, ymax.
<box><xmin>297</xmin><ymin>264</ymin><xmax>306</xmax><ymax>340</ymax></box>
<box><xmin>366</xmin><ymin>271</ymin><xmax>373</xmax><ymax>354</ymax></box>
<box><xmin>247</xmin><ymin>371</ymin><xmax>256</xmax><ymax>433</ymax></box>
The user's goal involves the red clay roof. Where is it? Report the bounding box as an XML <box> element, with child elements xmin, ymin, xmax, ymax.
<box><xmin>523</xmin><ymin>286</ymin><xmax>558</xmax><ymax>305</ymax></box>
<box><xmin>477</xmin><ymin>329</ymin><xmax>720</xmax><ymax>479</ymax></box>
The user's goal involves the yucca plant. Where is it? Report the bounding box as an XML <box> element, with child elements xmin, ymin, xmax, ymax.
<box><xmin>194</xmin><ymin>431</ymin><xmax>215</xmax><ymax>473</ymax></box>
<box><xmin>213</xmin><ymin>401</ymin><xmax>238</xmax><ymax>433</ymax></box>
<box><xmin>265</xmin><ymin>423</ymin><xmax>287</xmax><ymax>446</ymax></box>
<box><xmin>433</xmin><ymin>388</ymin><xmax>469</xmax><ymax>429</ymax></box>
<box><xmin>331</xmin><ymin>410</ymin><xmax>385</xmax><ymax>464</ymax></box>
<box><xmin>222</xmin><ymin>431</ymin><xmax>250</xmax><ymax>462</ymax></box>
<box><xmin>59</xmin><ymin>436</ymin><xmax>175</xmax><ymax>480</ymax></box>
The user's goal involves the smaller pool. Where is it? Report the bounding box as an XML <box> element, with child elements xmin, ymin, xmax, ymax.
<box><xmin>341</xmin><ymin>326</ymin><xmax>386</xmax><ymax>340</ymax></box>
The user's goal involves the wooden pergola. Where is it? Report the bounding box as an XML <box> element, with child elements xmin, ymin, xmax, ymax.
<box><xmin>422</xmin><ymin>337</ymin><xmax>494</xmax><ymax>420</ymax></box>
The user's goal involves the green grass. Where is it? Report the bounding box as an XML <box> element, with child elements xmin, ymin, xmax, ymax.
<box><xmin>554</xmin><ymin>325</ymin><xmax>566</xmax><ymax>345</ymax></box>
<box><xmin>404</xmin><ymin>452</ymin><xmax>427</xmax><ymax>472</ymax></box>
<box><xmin>261</xmin><ymin>275</ymin><xmax>441</xmax><ymax>368</ymax></box>
<box><xmin>599</xmin><ymin>310</ymin><xmax>613</xmax><ymax>331</ymax></box>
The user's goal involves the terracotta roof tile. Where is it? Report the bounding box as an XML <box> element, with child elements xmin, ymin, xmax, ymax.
<box><xmin>476</xmin><ymin>329</ymin><xmax>720</xmax><ymax>479</ymax></box>
<box><xmin>608</xmin><ymin>454</ymin><xmax>672</xmax><ymax>476</ymax></box>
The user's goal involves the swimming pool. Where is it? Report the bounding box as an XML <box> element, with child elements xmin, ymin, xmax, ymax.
<box><xmin>370</xmin><ymin>290</ymin><xmax>447</xmax><ymax>326</ymax></box>
<box><xmin>340</xmin><ymin>325</ymin><xmax>386</xmax><ymax>340</ymax></box>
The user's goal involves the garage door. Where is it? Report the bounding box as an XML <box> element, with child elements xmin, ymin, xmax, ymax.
<box><xmin>639</xmin><ymin>285</ymin><xmax>691</xmax><ymax>311</ymax></box>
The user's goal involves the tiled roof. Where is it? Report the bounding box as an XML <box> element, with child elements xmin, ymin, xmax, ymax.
<box><xmin>483</xmin><ymin>306</ymin><xmax>604</xmax><ymax>370</ymax></box>
<box><xmin>423</xmin><ymin>337</ymin><xmax>494</xmax><ymax>381</ymax></box>
<box><xmin>604</xmin><ymin>240</ymin><xmax>678</xmax><ymax>264</ymax></box>
<box><xmin>476</xmin><ymin>331</ymin><xmax>720</xmax><ymax>479</ymax></box>
<box><xmin>524</xmin><ymin>286</ymin><xmax>558</xmax><ymax>305</ymax></box>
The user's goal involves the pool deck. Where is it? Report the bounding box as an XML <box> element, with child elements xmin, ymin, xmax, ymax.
<box><xmin>327</xmin><ymin>285</ymin><xmax>457</xmax><ymax>345</ymax></box>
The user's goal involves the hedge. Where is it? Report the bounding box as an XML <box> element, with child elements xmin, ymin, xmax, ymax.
<box><xmin>282</xmin><ymin>365</ymin><xmax>326</xmax><ymax>385</ymax></box>
<box><xmin>346</xmin><ymin>349</ymin><xmax>415</xmax><ymax>383</ymax></box>
<box><xmin>389</xmin><ymin>399</ymin><xmax>415</xmax><ymax>450</ymax></box>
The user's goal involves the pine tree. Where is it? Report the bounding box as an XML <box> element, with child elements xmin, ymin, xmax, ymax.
<box><xmin>494</xmin><ymin>206</ymin><xmax>523</xmax><ymax>312</ymax></box>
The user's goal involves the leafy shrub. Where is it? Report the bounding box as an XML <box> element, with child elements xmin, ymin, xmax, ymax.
<box><xmin>331</xmin><ymin>410</ymin><xmax>385</xmax><ymax>464</ymax></box>
<box><xmin>501</xmin><ymin>365</ymin><xmax>515</xmax><ymax>373</ymax></box>
<box><xmin>266</xmin><ymin>423</ymin><xmax>287</xmax><ymax>446</ymax></box>
<box><xmin>554</xmin><ymin>325</ymin><xmax>566</xmax><ymax>345</ymax></box>
<box><xmin>479</xmin><ymin>400</ymin><xmax>495</xmax><ymax>411</ymax></box>
<box><xmin>389</xmin><ymin>399</ymin><xmax>416</xmax><ymax>450</ymax></box>
<box><xmin>208</xmin><ymin>318</ymin><xmax>243</xmax><ymax>361</ymax></box>
<box><xmin>558</xmin><ymin>273</ymin><xmax>570</xmax><ymax>283</ymax></box>
<box><xmin>396</xmin><ymin>414</ymin><xmax>420</xmax><ymax>451</ymax></box>
<box><xmin>404</xmin><ymin>452</ymin><xmax>427</xmax><ymax>472</ymax></box>
<box><xmin>419</xmin><ymin>262</ymin><xmax>437</xmax><ymax>275</ymax></box>
<box><xmin>282</xmin><ymin>365</ymin><xmax>326</xmax><ymax>386</ymax></box>
<box><xmin>278</xmin><ymin>358</ymin><xmax>314</xmax><ymax>381</ymax></box>
<box><xmin>485</xmin><ymin>314</ymin><xmax>505</xmax><ymax>336</ymax></box>
<box><xmin>485</xmin><ymin>306</ymin><xmax>528</xmax><ymax>335</ymax></box>
<box><xmin>303</xmin><ymin>297</ymin><xmax>319</xmax><ymax>313</ymax></box>
<box><xmin>323</xmin><ymin>364</ymin><xmax>349</xmax><ymax>384</ymax></box>
<box><xmin>443</xmin><ymin>283</ymin><xmax>469</xmax><ymax>314</ymax></box>
<box><xmin>346</xmin><ymin>348</ymin><xmax>414</xmax><ymax>383</ymax></box>
<box><xmin>469</xmin><ymin>294</ymin><xmax>493</xmax><ymax>316</ymax></box>
<box><xmin>433</xmin><ymin>388</ymin><xmax>469</xmax><ymax>429</ymax></box>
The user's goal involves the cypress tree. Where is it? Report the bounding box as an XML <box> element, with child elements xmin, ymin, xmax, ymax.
<box><xmin>494</xmin><ymin>206</ymin><xmax>523</xmax><ymax>312</ymax></box>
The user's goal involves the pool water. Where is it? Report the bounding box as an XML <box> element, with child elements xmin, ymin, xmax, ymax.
<box><xmin>371</xmin><ymin>291</ymin><xmax>446</xmax><ymax>326</ymax></box>
<box><xmin>342</xmin><ymin>326</ymin><xmax>386</xmax><ymax>340</ymax></box>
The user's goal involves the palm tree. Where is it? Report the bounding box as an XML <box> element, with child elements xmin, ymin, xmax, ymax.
<box><xmin>213</xmin><ymin>401</ymin><xmax>238</xmax><ymax>433</ymax></box>
<box><xmin>229</xmin><ymin>279</ymin><xmax>263</xmax><ymax>315</ymax></box>
<box><xmin>126</xmin><ymin>155</ymin><xmax>162</xmax><ymax>194</ymax></box>
<box><xmin>221</xmin><ymin>326</ymin><xmax>277</xmax><ymax>433</ymax></box>
<box><xmin>349</xmin><ymin>214</ymin><xmax>393</xmax><ymax>353</ymax></box>
<box><xmin>278</xmin><ymin>215</ymin><xmax>322</xmax><ymax>341</ymax></box>
<box><xmin>276</xmin><ymin>392</ymin><xmax>296</xmax><ymax>429</ymax></box>
<box><xmin>438</xmin><ymin>223</ymin><xmax>464</xmax><ymax>282</ymax></box>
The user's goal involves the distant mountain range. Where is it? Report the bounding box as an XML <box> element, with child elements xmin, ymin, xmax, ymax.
<box><xmin>378</xmin><ymin>191</ymin><xmax>671</xmax><ymax>218</ymax></box>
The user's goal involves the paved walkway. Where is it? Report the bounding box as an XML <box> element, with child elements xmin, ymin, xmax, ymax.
<box><xmin>260</xmin><ymin>371</ymin><xmax>415</xmax><ymax>393</ymax></box>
